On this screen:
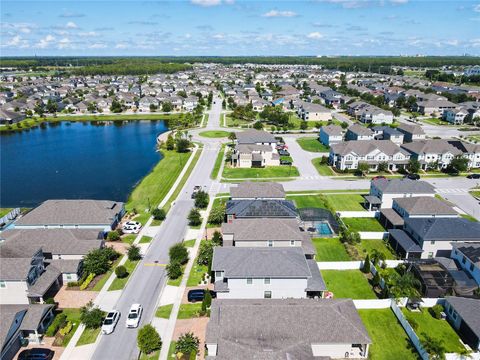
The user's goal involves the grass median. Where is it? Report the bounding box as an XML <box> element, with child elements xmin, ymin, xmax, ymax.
<box><xmin>210</xmin><ymin>144</ymin><xmax>226</xmax><ymax>180</ymax></box>
<box><xmin>199</xmin><ymin>130</ymin><xmax>230</xmax><ymax>138</ymax></box>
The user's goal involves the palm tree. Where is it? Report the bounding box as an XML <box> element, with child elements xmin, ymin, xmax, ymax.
<box><xmin>421</xmin><ymin>334</ymin><xmax>446</xmax><ymax>360</ymax></box>
<box><xmin>388</xmin><ymin>271</ymin><xmax>421</xmax><ymax>300</ymax></box>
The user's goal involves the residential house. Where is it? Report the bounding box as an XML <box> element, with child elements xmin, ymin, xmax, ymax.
<box><xmin>415</xmin><ymin>99</ymin><xmax>457</xmax><ymax>116</ymax></box>
<box><xmin>396</xmin><ymin>123</ymin><xmax>426</xmax><ymax>143</ymax></box>
<box><xmin>401</xmin><ymin>139</ymin><xmax>468</xmax><ymax>170</ymax></box>
<box><xmin>211</xmin><ymin>247</ymin><xmax>325</xmax><ymax>299</ymax></box>
<box><xmin>319</xmin><ymin>125</ymin><xmax>343</xmax><ymax>146</ymax></box>
<box><xmin>0</xmin><ymin>304</ymin><xmax>55</xmax><ymax>360</ymax></box>
<box><xmin>225</xmin><ymin>199</ymin><xmax>298</xmax><ymax>222</ymax></box>
<box><xmin>231</xmin><ymin>130</ymin><xmax>279</xmax><ymax>168</ymax></box>
<box><xmin>320</xmin><ymin>89</ymin><xmax>342</xmax><ymax>108</ymax></box>
<box><xmin>0</xmin><ymin>108</ymin><xmax>25</xmax><ymax>126</ymax></box>
<box><xmin>345</xmin><ymin>124</ymin><xmax>374</xmax><ymax>141</ymax></box>
<box><xmin>205</xmin><ymin>298</ymin><xmax>372</xmax><ymax>359</ymax></box>
<box><xmin>14</xmin><ymin>199</ymin><xmax>125</xmax><ymax>231</ymax></box>
<box><xmin>444</xmin><ymin>297</ymin><xmax>480</xmax><ymax>351</ymax></box>
<box><xmin>373</xmin><ymin>126</ymin><xmax>404</xmax><ymax>145</ymax></box>
<box><xmin>443</xmin><ymin>107</ymin><xmax>469</xmax><ymax>125</ymax></box>
<box><xmin>230</xmin><ymin>182</ymin><xmax>285</xmax><ymax>200</ymax></box>
<box><xmin>329</xmin><ymin>140</ymin><xmax>410</xmax><ymax>171</ymax></box>
<box><xmin>297</xmin><ymin>102</ymin><xmax>332</xmax><ymax>121</ymax></box>
<box><xmin>367</xmin><ymin>178</ymin><xmax>435</xmax><ymax>209</ymax></box>
<box><xmin>359</xmin><ymin>107</ymin><xmax>394</xmax><ymax>125</ymax></box>
<box><xmin>450</xmin><ymin>243</ymin><xmax>480</xmax><ymax>286</ymax></box>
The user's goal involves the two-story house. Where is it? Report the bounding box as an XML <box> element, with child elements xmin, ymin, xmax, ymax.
<box><xmin>319</xmin><ymin>125</ymin><xmax>343</xmax><ymax>146</ymax></box>
<box><xmin>397</xmin><ymin>123</ymin><xmax>426</xmax><ymax>143</ymax></box>
<box><xmin>231</xmin><ymin>129</ymin><xmax>280</xmax><ymax>168</ymax></box>
<box><xmin>345</xmin><ymin>124</ymin><xmax>374</xmax><ymax>141</ymax></box>
<box><xmin>297</xmin><ymin>102</ymin><xmax>332</xmax><ymax>121</ymax></box>
<box><xmin>401</xmin><ymin>139</ymin><xmax>465</xmax><ymax>170</ymax></box>
<box><xmin>450</xmin><ymin>243</ymin><xmax>480</xmax><ymax>286</ymax></box>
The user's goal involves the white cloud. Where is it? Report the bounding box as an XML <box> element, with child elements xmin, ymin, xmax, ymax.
<box><xmin>262</xmin><ymin>10</ymin><xmax>297</xmax><ymax>17</ymax></box>
<box><xmin>474</xmin><ymin>4</ymin><xmax>480</xmax><ymax>12</ymax></box>
<box><xmin>78</xmin><ymin>31</ymin><xmax>98</xmax><ymax>37</ymax></box>
<box><xmin>65</xmin><ymin>21</ymin><xmax>78</xmax><ymax>29</ymax></box>
<box><xmin>1</xmin><ymin>35</ymin><xmax>30</xmax><ymax>48</ymax></box>
<box><xmin>89</xmin><ymin>43</ymin><xmax>107</xmax><ymax>49</ymax></box>
<box><xmin>57</xmin><ymin>37</ymin><xmax>72</xmax><ymax>49</ymax></box>
<box><xmin>191</xmin><ymin>0</ymin><xmax>222</xmax><ymax>6</ymax></box>
<box><xmin>444</xmin><ymin>39</ymin><xmax>459</xmax><ymax>46</ymax></box>
<box><xmin>1</xmin><ymin>22</ymin><xmax>35</xmax><ymax>35</ymax></box>
<box><xmin>212</xmin><ymin>33</ymin><xmax>225</xmax><ymax>39</ymax></box>
<box><xmin>115</xmin><ymin>43</ymin><xmax>128</xmax><ymax>49</ymax></box>
<box><xmin>36</xmin><ymin>35</ymin><xmax>55</xmax><ymax>48</ymax></box>
<box><xmin>307</xmin><ymin>32</ymin><xmax>324</xmax><ymax>39</ymax></box>
<box><xmin>390</xmin><ymin>0</ymin><xmax>408</xmax><ymax>3</ymax></box>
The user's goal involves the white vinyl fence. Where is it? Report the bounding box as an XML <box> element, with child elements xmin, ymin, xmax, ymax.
<box><xmin>359</xmin><ymin>231</ymin><xmax>388</xmax><ymax>239</ymax></box>
<box><xmin>337</xmin><ymin>211</ymin><xmax>377</xmax><ymax>218</ymax></box>
<box><xmin>0</xmin><ymin>208</ymin><xmax>20</xmax><ymax>225</ymax></box>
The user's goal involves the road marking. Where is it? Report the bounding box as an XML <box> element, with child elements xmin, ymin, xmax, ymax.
<box><xmin>144</xmin><ymin>263</ymin><xmax>166</xmax><ymax>267</ymax></box>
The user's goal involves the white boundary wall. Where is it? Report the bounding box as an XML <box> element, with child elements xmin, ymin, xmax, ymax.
<box><xmin>337</xmin><ymin>211</ymin><xmax>377</xmax><ymax>218</ymax></box>
<box><xmin>359</xmin><ymin>231</ymin><xmax>388</xmax><ymax>239</ymax></box>
<box><xmin>317</xmin><ymin>260</ymin><xmax>404</xmax><ymax>270</ymax></box>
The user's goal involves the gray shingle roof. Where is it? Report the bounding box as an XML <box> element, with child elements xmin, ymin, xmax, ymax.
<box><xmin>212</xmin><ymin>247</ymin><xmax>312</xmax><ymax>278</ymax></box>
<box><xmin>225</xmin><ymin>199</ymin><xmax>298</xmax><ymax>218</ymax></box>
<box><xmin>0</xmin><ymin>257</ymin><xmax>35</xmax><ymax>280</ymax></box>
<box><xmin>236</xmin><ymin>129</ymin><xmax>277</xmax><ymax>144</ymax></box>
<box><xmin>401</xmin><ymin>139</ymin><xmax>463</xmax><ymax>156</ymax></box>
<box><xmin>446</xmin><ymin>297</ymin><xmax>480</xmax><ymax>337</ymax></box>
<box><xmin>15</xmin><ymin>199</ymin><xmax>124</xmax><ymax>226</ymax></box>
<box><xmin>28</xmin><ymin>265</ymin><xmax>61</xmax><ymax>297</ymax></box>
<box><xmin>221</xmin><ymin>218</ymin><xmax>307</xmax><ymax>242</ymax></box>
<box><xmin>393</xmin><ymin>196</ymin><xmax>457</xmax><ymax>216</ymax></box>
<box><xmin>321</xmin><ymin>124</ymin><xmax>343</xmax><ymax>136</ymax></box>
<box><xmin>347</xmin><ymin>124</ymin><xmax>374</xmax><ymax>136</ymax></box>
<box><xmin>397</xmin><ymin>123</ymin><xmax>425</xmax><ymax>135</ymax></box>
<box><xmin>206</xmin><ymin>298</ymin><xmax>371</xmax><ymax>360</ymax></box>
<box><xmin>452</xmin><ymin>242</ymin><xmax>480</xmax><ymax>266</ymax></box>
<box><xmin>406</xmin><ymin>218</ymin><xmax>480</xmax><ymax>241</ymax></box>
<box><xmin>0</xmin><ymin>305</ymin><xmax>28</xmax><ymax>349</ymax></box>
<box><xmin>331</xmin><ymin>140</ymin><xmax>409</xmax><ymax>157</ymax></box>
<box><xmin>230</xmin><ymin>182</ymin><xmax>285</xmax><ymax>199</ymax></box>
<box><xmin>372</xmin><ymin>178</ymin><xmax>435</xmax><ymax>194</ymax></box>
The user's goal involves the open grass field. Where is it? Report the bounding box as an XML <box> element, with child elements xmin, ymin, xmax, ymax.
<box><xmin>312</xmin><ymin>238</ymin><xmax>350</xmax><ymax>261</ymax></box>
<box><xmin>155</xmin><ymin>304</ymin><xmax>174</xmax><ymax>319</ymax></box>
<box><xmin>402</xmin><ymin>308</ymin><xmax>465</xmax><ymax>353</ymax></box>
<box><xmin>108</xmin><ymin>259</ymin><xmax>139</xmax><ymax>291</ymax></box>
<box><xmin>222</xmin><ymin>165</ymin><xmax>299</xmax><ymax>179</ymax></box>
<box><xmin>321</xmin><ymin>270</ymin><xmax>377</xmax><ymax>299</ymax></box>
<box><xmin>342</xmin><ymin>217</ymin><xmax>385</xmax><ymax>232</ymax></box>
<box><xmin>296</xmin><ymin>137</ymin><xmax>330</xmax><ymax>152</ymax></box>
<box><xmin>199</xmin><ymin>130</ymin><xmax>230</xmax><ymax>138</ymax></box>
<box><xmin>287</xmin><ymin>194</ymin><xmax>329</xmax><ymax>209</ymax></box>
<box><xmin>126</xmin><ymin>150</ymin><xmax>192</xmax><ymax>213</ymax></box>
<box><xmin>210</xmin><ymin>144</ymin><xmax>226</xmax><ymax>179</ymax></box>
<box><xmin>359</xmin><ymin>309</ymin><xmax>419</xmax><ymax>360</ymax></box>
<box><xmin>225</xmin><ymin>115</ymin><xmax>252</xmax><ymax>127</ymax></box>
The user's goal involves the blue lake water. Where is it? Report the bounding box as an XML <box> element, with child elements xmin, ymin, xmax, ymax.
<box><xmin>0</xmin><ymin>120</ymin><xmax>168</xmax><ymax>208</ymax></box>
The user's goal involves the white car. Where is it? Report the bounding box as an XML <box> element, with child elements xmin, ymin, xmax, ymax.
<box><xmin>124</xmin><ymin>221</ymin><xmax>141</xmax><ymax>227</ymax></box>
<box><xmin>126</xmin><ymin>304</ymin><xmax>143</xmax><ymax>328</ymax></box>
<box><xmin>122</xmin><ymin>221</ymin><xmax>141</xmax><ymax>234</ymax></box>
<box><xmin>101</xmin><ymin>310</ymin><xmax>120</xmax><ymax>335</ymax></box>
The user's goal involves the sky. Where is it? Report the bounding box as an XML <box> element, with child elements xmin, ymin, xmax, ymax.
<box><xmin>1</xmin><ymin>0</ymin><xmax>480</xmax><ymax>57</ymax></box>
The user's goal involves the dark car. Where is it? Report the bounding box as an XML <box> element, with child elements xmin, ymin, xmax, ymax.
<box><xmin>467</xmin><ymin>173</ymin><xmax>480</xmax><ymax>179</ymax></box>
<box><xmin>191</xmin><ymin>185</ymin><xmax>202</xmax><ymax>199</ymax></box>
<box><xmin>278</xmin><ymin>150</ymin><xmax>290</xmax><ymax>156</ymax></box>
<box><xmin>404</xmin><ymin>173</ymin><xmax>420</xmax><ymax>180</ymax></box>
<box><xmin>18</xmin><ymin>349</ymin><xmax>54</xmax><ymax>360</ymax></box>
<box><xmin>280</xmin><ymin>160</ymin><xmax>292</xmax><ymax>165</ymax></box>
<box><xmin>187</xmin><ymin>289</ymin><xmax>216</xmax><ymax>303</ymax></box>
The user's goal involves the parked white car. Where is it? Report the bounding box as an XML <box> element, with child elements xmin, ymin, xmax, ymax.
<box><xmin>101</xmin><ymin>310</ymin><xmax>120</xmax><ymax>335</ymax></box>
<box><xmin>122</xmin><ymin>221</ymin><xmax>141</xmax><ymax>234</ymax></box>
<box><xmin>126</xmin><ymin>304</ymin><xmax>143</xmax><ymax>328</ymax></box>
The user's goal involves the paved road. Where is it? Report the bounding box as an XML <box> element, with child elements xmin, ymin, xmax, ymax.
<box><xmin>91</xmin><ymin>97</ymin><xmax>224</xmax><ymax>360</ymax></box>
<box><xmin>283</xmin><ymin>136</ymin><xmax>322</xmax><ymax>178</ymax></box>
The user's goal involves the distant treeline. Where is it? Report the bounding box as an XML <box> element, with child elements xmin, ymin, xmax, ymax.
<box><xmin>1</xmin><ymin>56</ymin><xmax>480</xmax><ymax>74</ymax></box>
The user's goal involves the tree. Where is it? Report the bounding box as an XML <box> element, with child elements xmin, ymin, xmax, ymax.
<box><xmin>169</xmin><ymin>243</ymin><xmax>189</xmax><ymax>265</ymax></box>
<box><xmin>362</xmin><ymin>254</ymin><xmax>371</xmax><ymax>273</ymax></box>
<box><xmin>407</xmin><ymin>158</ymin><xmax>421</xmax><ymax>174</ymax></box>
<box><xmin>128</xmin><ymin>245</ymin><xmax>142</xmax><ymax>261</ymax></box>
<box><xmin>107</xmin><ymin>230</ymin><xmax>120</xmax><ymax>241</ymax></box>
<box><xmin>197</xmin><ymin>241</ymin><xmax>213</xmax><ymax>266</ymax></box>
<box><xmin>372</xmin><ymin>271</ymin><xmax>381</xmax><ymax>287</ymax></box>
<box><xmin>422</xmin><ymin>334</ymin><xmax>446</xmax><ymax>360</ymax></box>
<box><xmin>208</xmin><ymin>204</ymin><xmax>225</xmax><ymax>225</ymax></box>
<box><xmin>378</xmin><ymin>162</ymin><xmax>388</xmax><ymax>172</ymax></box>
<box><xmin>175</xmin><ymin>138</ymin><xmax>190</xmax><ymax>153</ymax></box>
<box><xmin>46</xmin><ymin>99</ymin><xmax>58</xmax><ymax>114</ymax></box>
<box><xmin>211</xmin><ymin>231</ymin><xmax>222</xmax><ymax>246</ymax></box>
<box><xmin>175</xmin><ymin>332</ymin><xmax>199</xmax><ymax>356</ymax></box>
<box><xmin>83</xmin><ymin>248</ymin><xmax>119</xmax><ymax>275</ymax></box>
<box><xmin>110</xmin><ymin>99</ymin><xmax>123</xmax><ymax>113</ymax></box>
<box><xmin>388</xmin><ymin>270</ymin><xmax>421</xmax><ymax>300</ymax></box>
<box><xmin>370</xmin><ymin>249</ymin><xmax>386</xmax><ymax>266</ymax></box>
<box><xmin>166</xmin><ymin>261</ymin><xmax>182</xmax><ymax>279</ymax></box>
<box><xmin>340</xmin><ymin>121</ymin><xmax>349</xmax><ymax>129</ymax></box>
<box><xmin>357</xmin><ymin>162</ymin><xmax>369</xmax><ymax>176</ymax></box>
<box><xmin>162</xmin><ymin>101</ymin><xmax>173</xmax><ymax>113</ymax></box>
<box><xmin>165</xmin><ymin>134</ymin><xmax>175</xmax><ymax>151</ymax></box>
<box><xmin>447</xmin><ymin>155</ymin><xmax>469</xmax><ymax>173</ymax></box>
<box><xmin>202</xmin><ymin>290</ymin><xmax>212</xmax><ymax>313</ymax></box>
<box><xmin>137</xmin><ymin>324</ymin><xmax>162</xmax><ymax>355</ymax></box>
<box><xmin>115</xmin><ymin>265</ymin><xmax>128</xmax><ymax>278</ymax></box>
<box><xmin>194</xmin><ymin>190</ymin><xmax>209</xmax><ymax>208</ymax></box>
<box><xmin>177</xmin><ymin>90</ymin><xmax>187</xmax><ymax>98</ymax></box>
<box><xmin>188</xmin><ymin>208</ymin><xmax>202</xmax><ymax>226</ymax></box>
<box><xmin>80</xmin><ymin>301</ymin><xmax>104</xmax><ymax>328</ymax></box>
<box><xmin>151</xmin><ymin>208</ymin><xmax>166</xmax><ymax>220</ymax></box>
<box><xmin>228</xmin><ymin>132</ymin><xmax>236</xmax><ymax>144</ymax></box>
<box><xmin>300</xmin><ymin>120</ymin><xmax>308</xmax><ymax>131</ymax></box>
<box><xmin>253</xmin><ymin>121</ymin><xmax>263</xmax><ymax>130</ymax></box>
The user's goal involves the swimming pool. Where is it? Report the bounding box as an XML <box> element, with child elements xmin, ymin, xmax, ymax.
<box><xmin>316</xmin><ymin>222</ymin><xmax>333</xmax><ymax>235</ymax></box>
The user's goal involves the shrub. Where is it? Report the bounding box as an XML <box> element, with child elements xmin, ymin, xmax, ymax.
<box><xmin>362</xmin><ymin>254</ymin><xmax>371</xmax><ymax>274</ymax></box>
<box><xmin>127</xmin><ymin>245</ymin><xmax>142</xmax><ymax>261</ymax></box>
<box><xmin>83</xmin><ymin>247</ymin><xmax>119</xmax><ymax>275</ymax></box>
<box><xmin>46</xmin><ymin>313</ymin><xmax>67</xmax><ymax>337</ymax></box>
<box><xmin>80</xmin><ymin>301</ymin><xmax>104</xmax><ymax>329</ymax></box>
<box><xmin>59</xmin><ymin>321</ymin><xmax>73</xmax><ymax>336</ymax></box>
<box><xmin>208</xmin><ymin>205</ymin><xmax>225</xmax><ymax>225</ymax></box>
<box><xmin>197</xmin><ymin>241</ymin><xmax>213</xmax><ymax>266</ymax></box>
<box><xmin>80</xmin><ymin>273</ymin><xmax>95</xmax><ymax>290</ymax></box>
<box><xmin>175</xmin><ymin>332</ymin><xmax>200</xmax><ymax>356</ymax></box>
<box><xmin>44</xmin><ymin>297</ymin><xmax>56</xmax><ymax>305</ymax></box>
<box><xmin>169</xmin><ymin>243</ymin><xmax>189</xmax><ymax>265</ymax></box>
<box><xmin>151</xmin><ymin>208</ymin><xmax>166</xmax><ymax>221</ymax></box>
<box><xmin>188</xmin><ymin>208</ymin><xmax>202</xmax><ymax>226</ymax></box>
<box><xmin>166</xmin><ymin>261</ymin><xmax>183</xmax><ymax>280</ymax></box>
<box><xmin>430</xmin><ymin>304</ymin><xmax>444</xmax><ymax>319</ymax></box>
<box><xmin>407</xmin><ymin>317</ymin><xmax>419</xmax><ymax>331</ymax></box>
<box><xmin>372</xmin><ymin>272</ymin><xmax>381</xmax><ymax>287</ymax></box>
<box><xmin>137</xmin><ymin>324</ymin><xmax>162</xmax><ymax>355</ymax></box>
<box><xmin>115</xmin><ymin>265</ymin><xmax>128</xmax><ymax>279</ymax></box>
<box><xmin>107</xmin><ymin>231</ymin><xmax>120</xmax><ymax>241</ymax></box>
<box><xmin>203</xmin><ymin>290</ymin><xmax>212</xmax><ymax>309</ymax></box>
<box><xmin>211</xmin><ymin>231</ymin><xmax>222</xmax><ymax>246</ymax></box>
<box><xmin>194</xmin><ymin>190</ymin><xmax>209</xmax><ymax>209</ymax></box>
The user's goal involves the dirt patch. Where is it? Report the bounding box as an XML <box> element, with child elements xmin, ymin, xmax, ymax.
<box><xmin>173</xmin><ymin>318</ymin><xmax>209</xmax><ymax>359</ymax></box>
<box><xmin>54</xmin><ymin>286</ymin><xmax>96</xmax><ymax>308</ymax></box>
<box><xmin>205</xmin><ymin>227</ymin><xmax>221</xmax><ymax>240</ymax></box>
<box><xmin>106</xmin><ymin>241</ymin><xmax>128</xmax><ymax>255</ymax></box>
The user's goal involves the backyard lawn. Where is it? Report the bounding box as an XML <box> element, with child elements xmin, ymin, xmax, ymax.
<box><xmin>312</xmin><ymin>238</ymin><xmax>350</xmax><ymax>261</ymax></box>
<box><xmin>342</xmin><ymin>217</ymin><xmax>385</xmax><ymax>232</ymax></box>
<box><xmin>355</xmin><ymin>240</ymin><xmax>396</xmax><ymax>260</ymax></box>
<box><xmin>287</xmin><ymin>194</ymin><xmax>329</xmax><ymax>209</ymax></box>
<box><xmin>0</xmin><ymin>208</ymin><xmax>13</xmax><ymax>218</ymax></box>
<box><xmin>312</xmin><ymin>160</ymin><xmax>337</xmax><ymax>176</ymax></box>
<box><xmin>359</xmin><ymin>309</ymin><xmax>419</xmax><ymax>360</ymax></box>
<box><xmin>326</xmin><ymin>194</ymin><xmax>366</xmax><ymax>211</ymax></box>
<box><xmin>178</xmin><ymin>303</ymin><xmax>204</xmax><ymax>319</ymax></box>
<box><xmin>222</xmin><ymin>165</ymin><xmax>299</xmax><ymax>179</ymax></box>
<box><xmin>108</xmin><ymin>259</ymin><xmax>139</xmax><ymax>291</ymax></box>
<box><xmin>402</xmin><ymin>308</ymin><xmax>465</xmax><ymax>353</ymax></box>
<box><xmin>155</xmin><ymin>304</ymin><xmax>173</xmax><ymax>319</ymax></box>
<box><xmin>296</xmin><ymin>137</ymin><xmax>330</xmax><ymax>152</ymax></box>
<box><xmin>321</xmin><ymin>270</ymin><xmax>377</xmax><ymax>299</ymax></box>
<box><xmin>199</xmin><ymin>130</ymin><xmax>230</xmax><ymax>138</ymax></box>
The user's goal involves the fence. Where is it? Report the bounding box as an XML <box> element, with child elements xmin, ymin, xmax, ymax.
<box><xmin>317</xmin><ymin>260</ymin><xmax>404</xmax><ymax>270</ymax></box>
<box><xmin>0</xmin><ymin>208</ymin><xmax>20</xmax><ymax>226</ymax></box>
<box><xmin>358</xmin><ymin>231</ymin><xmax>388</xmax><ymax>239</ymax></box>
<box><xmin>337</xmin><ymin>211</ymin><xmax>377</xmax><ymax>218</ymax></box>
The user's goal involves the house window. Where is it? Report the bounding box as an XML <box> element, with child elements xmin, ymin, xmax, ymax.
<box><xmin>264</xmin><ymin>278</ymin><xmax>271</xmax><ymax>285</ymax></box>
<box><xmin>430</xmin><ymin>241</ymin><xmax>435</xmax><ymax>245</ymax></box>
<box><xmin>267</xmin><ymin>240</ymin><xmax>273</xmax><ymax>247</ymax></box>
<box><xmin>470</xmin><ymin>263</ymin><xmax>474</xmax><ymax>272</ymax></box>
<box><xmin>290</xmin><ymin>240</ymin><xmax>295</xmax><ymax>246</ymax></box>
<box><xmin>246</xmin><ymin>278</ymin><xmax>253</xmax><ymax>285</ymax></box>
<box><xmin>462</xmin><ymin>256</ymin><xmax>467</xmax><ymax>264</ymax></box>
<box><xmin>66</xmin><ymin>274</ymin><xmax>72</xmax><ymax>280</ymax></box>
<box><xmin>215</xmin><ymin>271</ymin><xmax>222</xmax><ymax>277</ymax></box>
<box><xmin>0</xmin><ymin>281</ymin><xmax>6</xmax><ymax>288</ymax></box>
<box><xmin>264</xmin><ymin>291</ymin><xmax>272</xmax><ymax>299</ymax></box>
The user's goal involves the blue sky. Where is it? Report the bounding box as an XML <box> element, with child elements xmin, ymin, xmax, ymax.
<box><xmin>1</xmin><ymin>0</ymin><xmax>480</xmax><ymax>56</ymax></box>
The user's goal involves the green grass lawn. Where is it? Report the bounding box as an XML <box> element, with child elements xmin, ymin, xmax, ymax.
<box><xmin>187</xmin><ymin>260</ymin><xmax>208</xmax><ymax>287</ymax></box>
<box><xmin>460</xmin><ymin>213</ymin><xmax>478</xmax><ymax>222</ymax></box>
<box><xmin>402</xmin><ymin>308</ymin><xmax>465</xmax><ymax>353</ymax></box>
<box><xmin>313</xmin><ymin>238</ymin><xmax>350</xmax><ymax>261</ymax></box>
<box><xmin>0</xmin><ymin>208</ymin><xmax>13</xmax><ymax>218</ymax></box>
<box><xmin>178</xmin><ymin>303</ymin><xmax>203</xmax><ymax>319</ymax></box>
<box><xmin>287</xmin><ymin>194</ymin><xmax>329</xmax><ymax>209</ymax></box>
<box><xmin>222</xmin><ymin>165</ymin><xmax>299</xmax><ymax>179</ymax></box>
<box><xmin>296</xmin><ymin>137</ymin><xmax>330</xmax><ymax>152</ymax></box>
<box><xmin>312</xmin><ymin>160</ymin><xmax>337</xmax><ymax>176</ymax></box>
<box><xmin>287</xmin><ymin>113</ymin><xmax>314</xmax><ymax>129</ymax></box>
<box><xmin>122</xmin><ymin>234</ymin><xmax>136</xmax><ymax>245</ymax></box>
<box><xmin>139</xmin><ymin>350</ymin><xmax>159</xmax><ymax>360</ymax></box>
<box><xmin>167</xmin><ymin>264</ymin><xmax>185</xmax><ymax>286</ymax></box>
<box><xmin>421</xmin><ymin>117</ymin><xmax>451</xmax><ymax>126</ymax></box>
<box><xmin>211</xmin><ymin>144</ymin><xmax>226</xmax><ymax>180</ymax></box>
<box><xmin>342</xmin><ymin>217</ymin><xmax>385</xmax><ymax>232</ymax></box>
<box><xmin>470</xmin><ymin>190</ymin><xmax>480</xmax><ymax>198</ymax></box>
<box><xmin>199</xmin><ymin>130</ymin><xmax>230</xmax><ymax>138</ymax></box>
<box><xmin>126</xmin><ymin>150</ymin><xmax>191</xmax><ymax>213</ymax></box>
<box><xmin>183</xmin><ymin>239</ymin><xmax>196</xmax><ymax>247</ymax></box>
<box><xmin>76</xmin><ymin>327</ymin><xmax>101</xmax><ymax>346</ymax></box>
<box><xmin>108</xmin><ymin>259</ymin><xmax>139</xmax><ymax>291</ymax></box>
<box><xmin>91</xmin><ymin>258</ymin><xmax>121</xmax><ymax>291</ymax></box>
<box><xmin>326</xmin><ymin>194</ymin><xmax>366</xmax><ymax>211</ymax></box>
<box><xmin>225</xmin><ymin>115</ymin><xmax>252</xmax><ymax>127</ymax></box>
<box><xmin>354</xmin><ymin>240</ymin><xmax>396</xmax><ymax>260</ymax></box>
<box><xmin>57</xmin><ymin>308</ymin><xmax>82</xmax><ymax>347</ymax></box>
<box><xmin>139</xmin><ymin>235</ymin><xmax>153</xmax><ymax>244</ymax></box>
<box><xmin>321</xmin><ymin>270</ymin><xmax>377</xmax><ymax>299</ymax></box>
<box><xmin>135</xmin><ymin>212</ymin><xmax>151</xmax><ymax>226</ymax></box>
<box><xmin>167</xmin><ymin>341</ymin><xmax>177</xmax><ymax>359</ymax></box>
<box><xmin>359</xmin><ymin>309</ymin><xmax>419</xmax><ymax>360</ymax></box>
<box><xmin>155</xmin><ymin>304</ymin><xmax>173</xmax><ymax>319</ymax></box>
